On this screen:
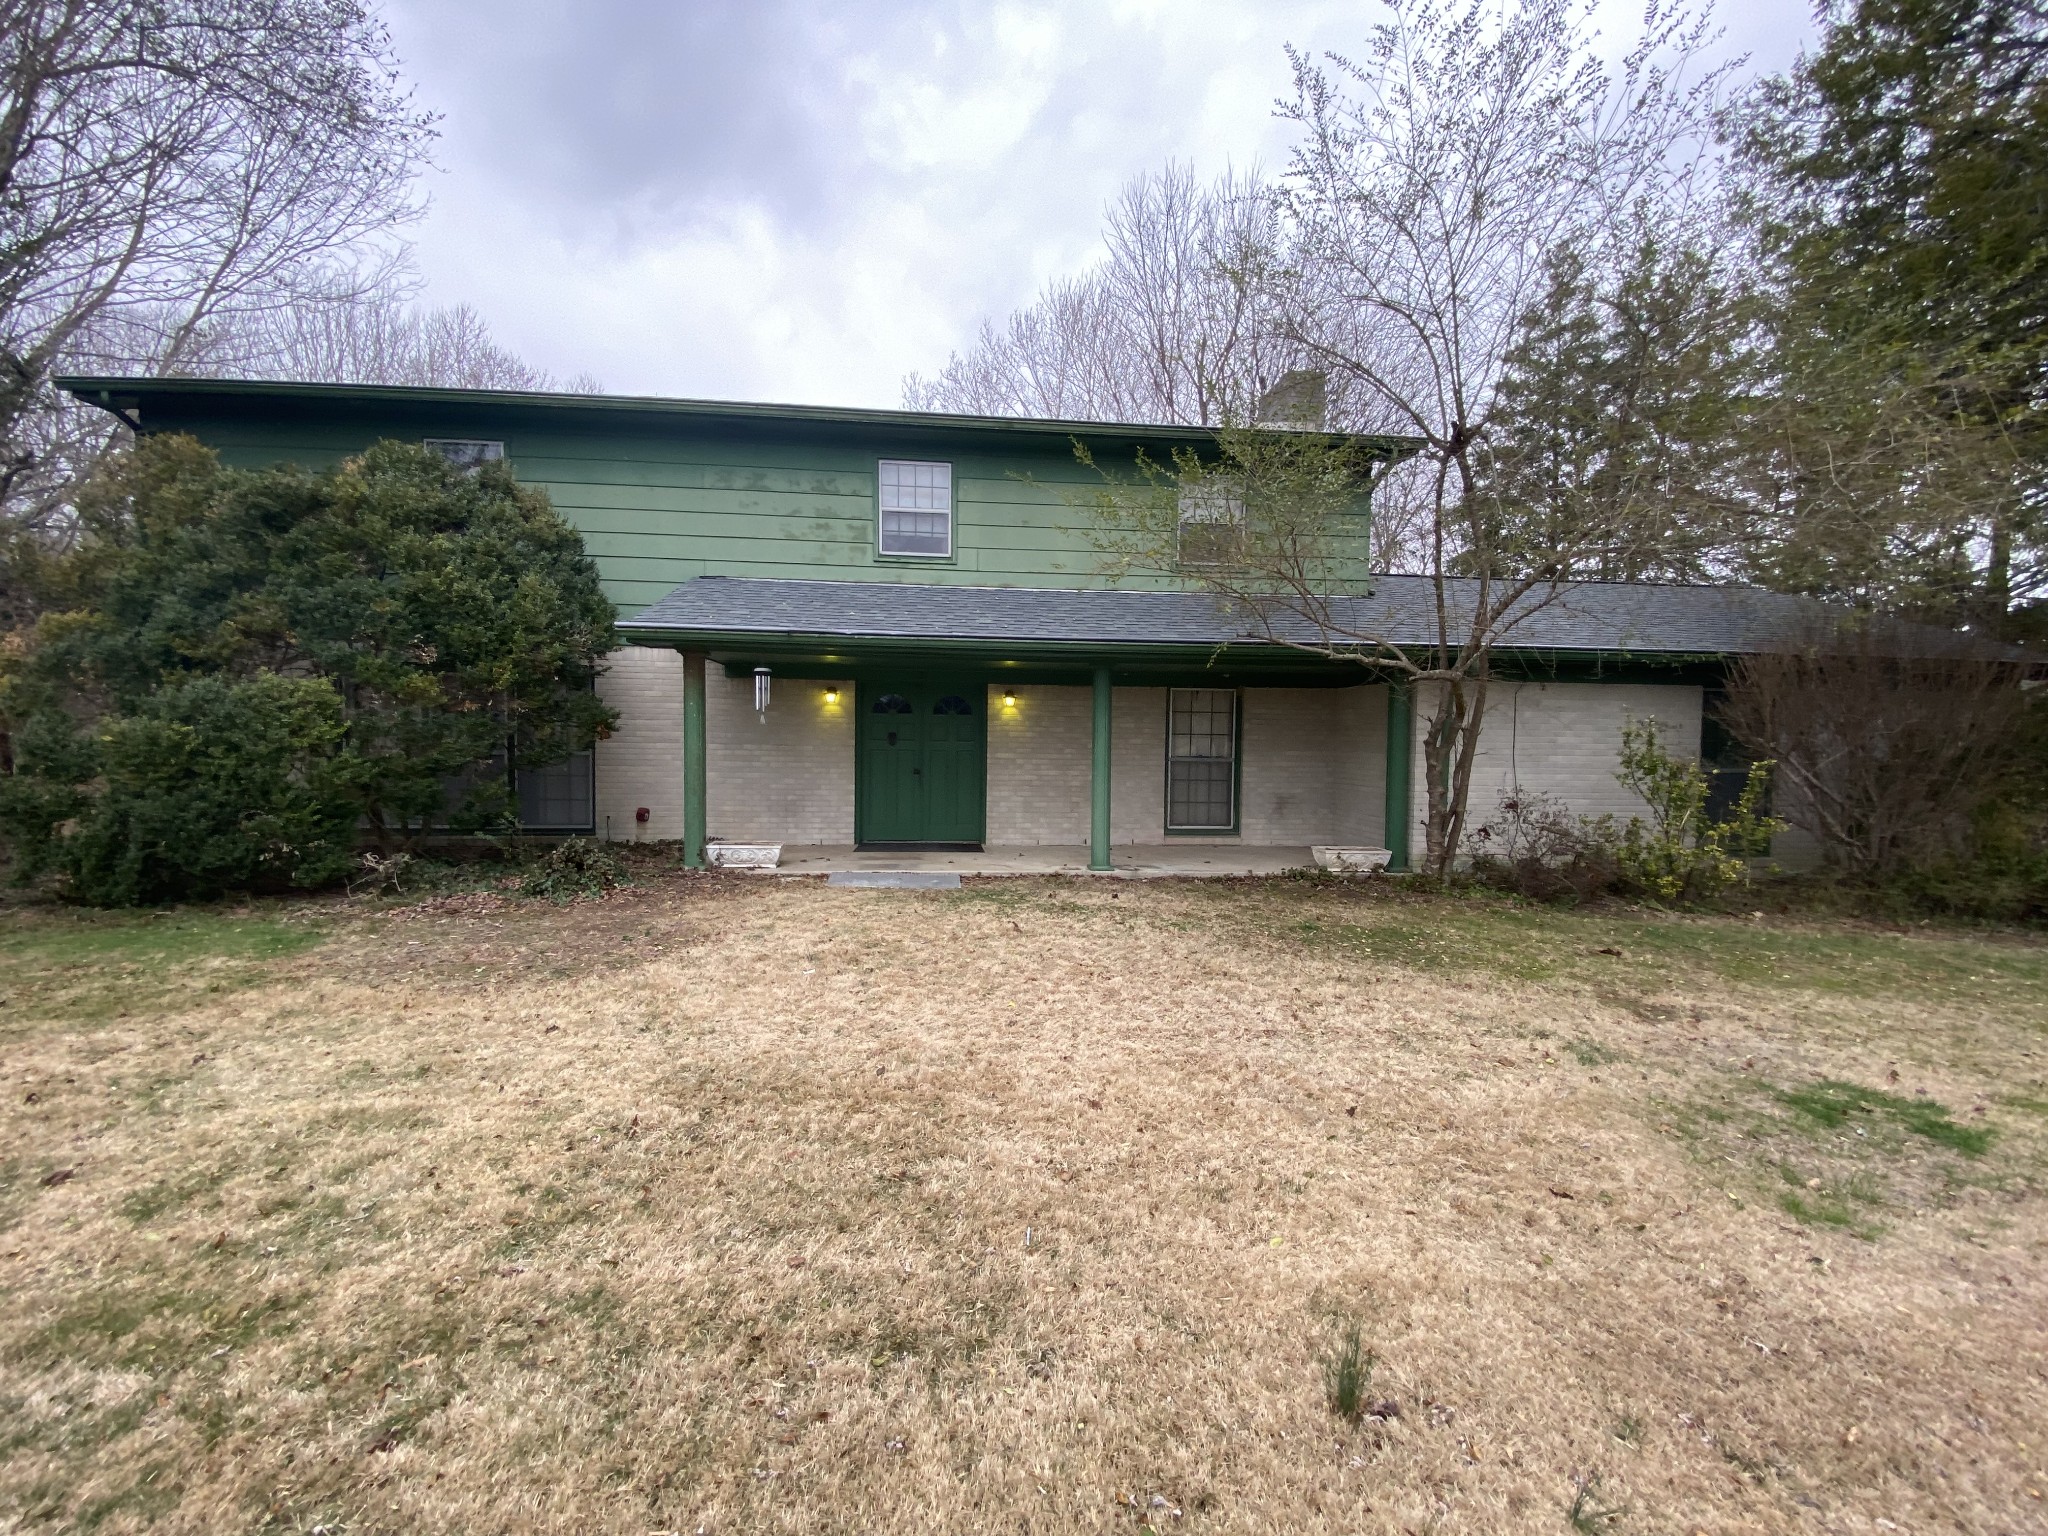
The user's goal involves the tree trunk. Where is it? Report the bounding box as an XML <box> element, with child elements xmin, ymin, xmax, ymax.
<box><xmin>1419</xmin><ymin>674</ymin><xmax>1491</xmax><ymax>876</ymax></box>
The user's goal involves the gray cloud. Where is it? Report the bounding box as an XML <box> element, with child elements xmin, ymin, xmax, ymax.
<box><xmin>376</xmin><ymin>0</ymin><xmax>1822</xmax><ymax>405</ymax></box>
<box><xmin>391</xmin><ymin>1</ymin><xmax>1119</xmax><ymax>226</ymax></box>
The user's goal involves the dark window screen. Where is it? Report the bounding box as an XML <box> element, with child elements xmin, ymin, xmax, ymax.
<box><xmin>1166</xmin><ymin>688</ymin><xmax>1235</xmax><ymax>830</ymax></box>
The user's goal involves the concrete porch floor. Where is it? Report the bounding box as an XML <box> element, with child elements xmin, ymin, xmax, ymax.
<box><xmin>771</xmin><ymin>844</ymin><xmax>1317</xmax><ymax>878</ymax></box>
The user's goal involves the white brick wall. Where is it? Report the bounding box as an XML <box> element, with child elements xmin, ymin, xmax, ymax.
<box><xmin>1407</xmin><ymin>680</ymin><xmax>1704</xmax><ymax>852</ymax></box>
<box><xmin>1240</xmin><ymin>689</ymin><xmax>1339</xmax><ymax>843</ymax></box>
<box><xmin>594</xmin><ymin>645</ymin><xmax>685</xmax><ymax>843</ymax></box>
<box><xmin>982</xmin><ymin>683</ymin><xmax>1392</xmax><ymax>846</ymax></box>
<box><xmin>1111</xmin><ymin>687</ymin><xmax>1168</xmax><ymax>844</ymax></box>
<box><xmin>986</xmin><ymin>684</ymin><xmax>1090</xmax><ymax>843</ymax></box>
<box><xmin>597</xmin><ymin>659</ymin><xmax>1703</xmax><ymax>855</ymax></box>
<box><xmin>705</xmin><ymin>672</ymin><xmax>854</xmax><ymax>844</ymax></box>
<box><xmin>1332</xmin><ymin>685</ymin><xmax>1388</xmax><ymax>845</ymax></box>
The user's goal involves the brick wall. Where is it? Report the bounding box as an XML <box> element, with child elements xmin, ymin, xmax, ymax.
<box><xmin>1406</xmin><ymin>680</ymin><xmax>1704</xmax><ymax>852</ymax></box>
<box><xmin>599</xmin><ymin>664</ymin><xmax>1702</xmax><ymax>855</ymax></box>
<box><xmin>706</xmin><ymin>672</ymin><xmax>854</xmax><ymax>844</ymax></box>
<box><xmin>986</xmin><ymin>684</ymin><xmax>1090</xmax><ymax>843</ymax></box>
<box><xmin>989</xmin><ymin>684</ymin><xmax>1392</xmax><ymax>846</ymax></box>
<box><xmin>593</xmin><ymin>645</ymin><xmax>684</xmax><ymax>843</ymax></box>
<box><xmin>1240</xmin><ymin>689</ymin><xmax>1339</xmax><ymax>843</ymax></box>
<box><xmin>1111</xmin><ymin>687</ymin><xmax>1168</xmax><ymax>843</ymax></box>
<box><xmin>1332</xmin><ymin>685</ymin><xmax>1389</xmax><ymax>845</ymax></box>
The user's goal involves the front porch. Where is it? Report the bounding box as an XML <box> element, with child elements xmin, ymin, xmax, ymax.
<box><xmin>768</xmin><ymin>843</ymin><xmax>1324</xmax><ymax>878</ymax></box>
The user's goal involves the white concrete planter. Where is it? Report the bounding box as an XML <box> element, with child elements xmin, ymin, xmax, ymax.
<box><xmin>1311</xmin><ymin>845</ymin><xmax>1393</xmax><ymax>874</ymax></box>
<box><xmin>707</xmin><ymin>843</ymin><xmax>782</xmax><ymax>870</ymax></box>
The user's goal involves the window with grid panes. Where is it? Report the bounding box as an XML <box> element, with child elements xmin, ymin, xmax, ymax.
<box><xmin>877</xmin><ymin>459</ymin><xmax>952</xmax><ymax>557</ymax></box>
<box><xmin>1166</xmin><ymin>688</ymin><xmax>1236</xmax><ymax>830</ymax></box>
<box><xmin>516</xmin><ymin>749</ymin><xmax>594</xmax><ymax>831</ymax></box>
<box><xmin>1176</xmin><ymin>485</ymin><xmax>1245</xmax><ymax>567</ymax></box>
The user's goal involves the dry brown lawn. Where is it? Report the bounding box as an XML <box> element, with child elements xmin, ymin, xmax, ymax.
<box><xmin>3</xmin><ymin>872</ymin><xmax>2047</xmax><ymax>1534</ymax></box>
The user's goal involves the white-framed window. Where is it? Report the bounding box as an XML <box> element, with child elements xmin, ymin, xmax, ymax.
<box><xmin>1176</xmin><ymin>484</ymin><xmax>1245</xmax><ymax>567</ymax></box>
<box><xmin>424</xmin><ymin>438</ymin><xmax>505</xmax><ymax>472</ymax></box>
<box><xmin>1166</xmin><ymin>688</ymin><xmax>1237</xmax><ymax>831</ymax></box>
<box><xmin>878</xmin><ymin>459</ymin><xmax>953</xmax><ymax>558</ymax></box>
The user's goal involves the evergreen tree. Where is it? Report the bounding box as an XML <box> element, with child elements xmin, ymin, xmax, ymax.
<box><xmin>0</xmin><ymin>436</ymin><xmax>617</xmax><ymax>901</ymax></box>
<box><xmin>1743</xmin><ymin>0</ymin><xmax>2048</xmax><ymax>629</ymax></box>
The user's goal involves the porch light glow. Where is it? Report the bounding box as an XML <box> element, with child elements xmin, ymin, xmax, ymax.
<box><xmin>824</xmin><ymin>686</ymin><xmax>840</xmax><ymax>705</ymax></box>
<box><xmin>753</xmin><ymin>666</ymin><xmax>771</xmax><ymax>721</ymax></box>
<box><xmin>1002</xmin><ymin>688</ymin><xmax>1018</xmax><ymax>709</ymax></box>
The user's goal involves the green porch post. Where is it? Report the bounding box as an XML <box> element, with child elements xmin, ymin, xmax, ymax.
<box><xmin>683</xmin><ymin>650</ymin><xmax>707</xmax><ymax>869</ymax></box>
<box><xmin>1090</xmin><ymin>665</ymin><xmax>1113</xmax><ymax>871</ymax></box>
<box><xmin>1383</xmin><ymin>678</ymin><xmax>1412</xmax><ymax>873</ymax></box>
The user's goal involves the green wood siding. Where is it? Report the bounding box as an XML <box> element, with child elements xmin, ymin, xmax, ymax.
<box><xmin>97</xmin><ymin>387</ymin><xmax>1382</xmax><ymax>616</ymax></box>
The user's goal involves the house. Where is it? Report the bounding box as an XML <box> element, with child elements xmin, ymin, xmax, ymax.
<box><xmin>59</xmin><ymin>377</ymin><xmax>1811</xmax><ymax>873</ymax></box>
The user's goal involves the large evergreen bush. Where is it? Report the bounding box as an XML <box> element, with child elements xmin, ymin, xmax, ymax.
<box><xmin>0</xmin><ymin>436</ymin><xmax>616</xmax><ymax>903</ymax></box>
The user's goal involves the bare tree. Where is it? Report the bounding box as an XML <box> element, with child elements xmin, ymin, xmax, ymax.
<box><xmin>0</xmin><ymin>0</ymin><xmax>437</xmax><ymax>541</ymax></box>
<box><xmin>1236</xmin><ymin>0</ymin><xmax>1730</xmax><ymax>872</ymax></box>
<box><xmin>905</xmin><ymin>164</ymin><xmax>1338</xmax><ymax>429</ymax></box>
<box><xmin>1719</xmin><ymin>619</ymin><xmax>2035</xmax><ymax>874</ymax></box>
<box><xmin>191</xmin><ymin>294</ymin><xmax>603</xmax><ymax>392</ymax></box>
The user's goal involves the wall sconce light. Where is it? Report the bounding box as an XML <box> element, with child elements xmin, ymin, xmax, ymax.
<box><xmin>824</xmin><ymin>685</ymin><xmax>840</xmax><ymax>705</ymax></box>
<box><xmin>1001</xmin><ymin>688</ymin><xmax>1018</xmax><ymax>709</ymax></box>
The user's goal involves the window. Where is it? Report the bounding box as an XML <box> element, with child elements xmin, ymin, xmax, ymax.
<box><xmin>516</xmin><ymin>749</ymin><xmax>595</xmax><ymax>831</ymax></box>
<box><xmin>1177</xmin><ymin>485</ymin><xmax>1244</xmax><ymax>567</ymax></box>
<box><xmin>872</xmin><ymin>693</ymin><xmax>913</xmax><ymax>714</ymax></box>
<box><xmin>932</xmin><ymin>694</ymin><xmax>973</xmax><ymax>715</ymax></box>
<box><xmin>878</xmin><ymin>459</ymin><xmax>952</xmax><ymax>557</ymax></box>
<box><xmin>424</xmin><ymin>438</ymin><xmax>504</xmax><ymax>472</ymax></box>
<box><xmin>1166</xmin><ymin>688</ymin><xmax>1236</xmax><ymax>831</ymax></box>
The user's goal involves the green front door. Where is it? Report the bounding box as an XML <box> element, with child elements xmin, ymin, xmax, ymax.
<box><xmin>857</xmin><ymin>679</ymin><xmax>986</xmax><ymax>847</ymax></box>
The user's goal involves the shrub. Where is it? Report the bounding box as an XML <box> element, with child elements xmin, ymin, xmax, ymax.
<box><xmin>1467</xmin><ymin>790</ymin><xmax>1620</xmax><ymax>903</ymax></box>
<box><xmin>0</xmin><ymin>435</ymin><xmax>619</xmax><ymax>902</ymax></box>
<box><xmin>1609</xmin><ymin>716</ymin><xmax>1779</xmax><ymax>901</ymax></box>
<box><xmin>1719</xmin><ymin>619</ymin><xmax>2033</xmax><ymax>876</ymax></box>
<box><xmin>1469</xmin><ymin>718</ymin><xmax>1779</xmax><ymax>906</ymax></box>
<box><xmin>518</xmin><ymin>838</ymin><xmax>627</xmax><ymax>901</ymax></box>
<box><xmin>0</xmin><ymin>673</ymin><xmax>358</xmax><ymax>905</ymax></box>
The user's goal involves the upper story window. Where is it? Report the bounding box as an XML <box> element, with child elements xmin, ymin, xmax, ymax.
<box><xmin>424</xmin><ymin>439</ymin><xmax>504</xmax><ymax>472</ymax></box>
<box><xmin>878</xmin><ymin>459</ymin><xmax>952</xmax><ymax>558</ymax></box>
<box><xmin>1177</xmin><ymin>484</ymin><xmax>1245</xmax><ymax>567</ymax></box>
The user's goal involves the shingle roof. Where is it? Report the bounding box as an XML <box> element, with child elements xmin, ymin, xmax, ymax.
<box><xmin>623</xmin><ymin>575</ymin><xmax>1833</xmax><ymax>656</ymax></box>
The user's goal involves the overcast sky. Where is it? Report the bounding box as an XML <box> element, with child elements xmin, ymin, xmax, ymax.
<box><xmin>378</xmin><ymin>0</ymin><xmax>1820</xmax><ymax>409</ymax></box>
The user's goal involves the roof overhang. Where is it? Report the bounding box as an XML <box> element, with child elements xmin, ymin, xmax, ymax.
<box><xmin>55</xmin><ymin>374</ymin><xmax>1424</xmax><ymax>461</ymax></box>
<box><xmin>615</xmin><ymin>576</ymin><xmax>1761</xmax><ymax>683</ymax></box>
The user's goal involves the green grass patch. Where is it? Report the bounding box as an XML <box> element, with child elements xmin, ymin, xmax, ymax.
<box><xmin>22</xmin><ymin>1280</ymin><xmax>304</xmax><ymax>1373</ymax></box>
<box><xmin>119</xmin><ymin>1165</ymin><xmax>236</xmax><ymax>1225</ymax></box>
<box><xmin>1776</xmin><ymin>1080</ymin><xmax>1995</xmax><ymax>1156</ymax></box>
<box><xmin>1235</xmin><ymin>883</ymin><xmax>2048</xmax><ymax>1016</ymax></box>
<box><xmin>0</xmin><ymin>908</ymin><xmax>326</xmax><ymax>1026</ymax></box>
<box><xmin>1775</xmin><ymin>1162</ymin><xmax>1887</xmax><ymax>1239</ymax></box>
<box><xmin>1659</xmin><ymin>1068</ymin><xmax>2020</xmax><ymax>1239</ymax></box>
